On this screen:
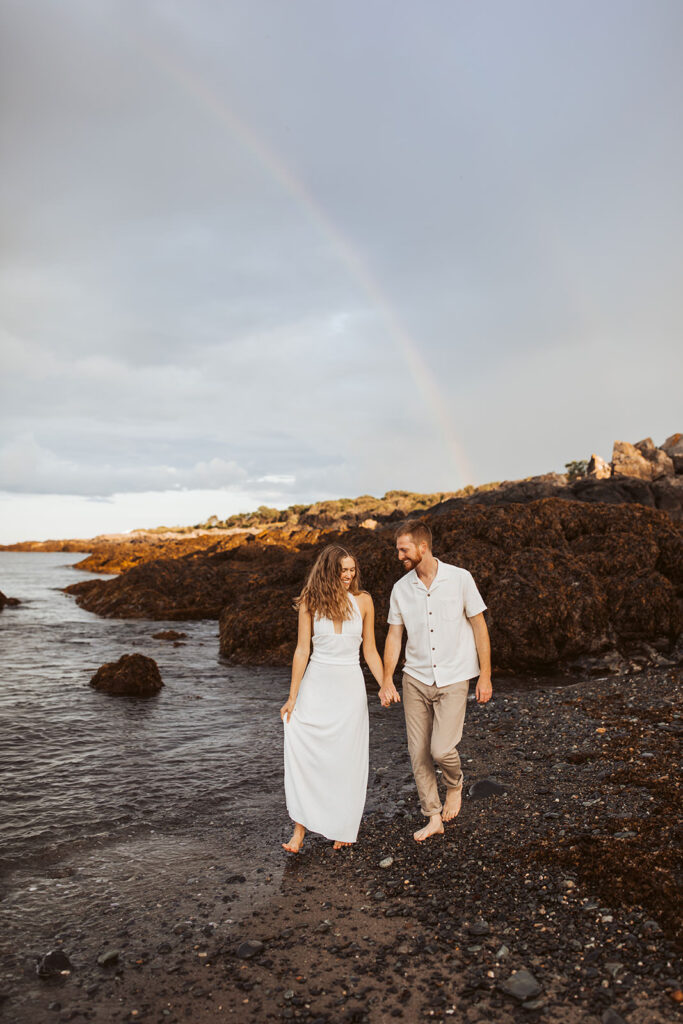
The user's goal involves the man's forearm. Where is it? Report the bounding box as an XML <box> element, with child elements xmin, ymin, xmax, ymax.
<box><xmin>473</xmin><ymin>623</ymin><xmax>491</xmax><ymax>676</ymax></box>
<box><xmin>382</xmin><ymin>633</ymin><xmax>402</xmax><ymax>682</ymax></box>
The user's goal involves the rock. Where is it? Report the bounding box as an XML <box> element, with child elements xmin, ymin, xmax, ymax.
<box><xmin>0</xmin><ymin>590</ymin><xmax>20</xmax><ymax>611</ymax></box>
<box><xmin>468</xmin><ymin>920</ymin><xmax>490</xmax><ymax>936</ymax></box>
<box><xmin>468</xmin><ymin>778</ymin><xmax>506</xmax><ymax>799</ymax></box>
<box><xmin>89</xmin><ymin>654</ymin><xmax>163</xmax><ymax>696</ymax></box>
<box><xmin>96</xmin><ymin>950</ymin><xmax>119</xmax><ymax>967</ymax></box>
<box><xmin>236</xmin><ymin>940</ymin><xmax>264</xmax><ymax>959</ymax></box>
<box><xmin>587</xmin><ymin>454</ymin><xmax>611</xmax><ymax>479</ymax></box>
<box><xmin>152</xmin><ymin>630</ymin><xmax>187</xmax><ymax>641</ymax></box>
<box><xmin>37</xmin><ymin>949</ymin><xmax>74</xmax><ymax>977</ymax></box>
<box><xmin>602</xmin><ymin>1010</ymin><xmax>628</xmax><ymax>1024</ymax></box>
<box><xmin>379</xmin><ymin>857</ymin><xmax>394</xmax><ymax>869</ymax></box>
<box><xmin>612</xmin><ymin>441</ymin><xmax>653</xmax><ymax>479</ymax></box>
<box><xmin>661</xmin><ymin>432</ymin><xmax>683</xmax><ymax>473</ymax></box>
<box><xmin>612</xmin><ymin>440</ymin><xmax>674</xmax><ymax>480</ymax></box>
<box><xmin>61</xmin><ymin>495</ymin><xmax>682</xmax><ymax>670</ymax></box>
<box><xmin>496</xmin><ymin>945</ymin><xmax>510</xmax><ymax>959</ymax></box>
<box><xmin>499</xmin><ymin>968</ymin><xmax>542</xmax><ymax>1001</ymax></box>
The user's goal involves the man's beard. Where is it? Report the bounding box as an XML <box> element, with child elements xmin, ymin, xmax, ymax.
<box><xmin>403</xmin><ymin>553</ymin><xmax>422</xmax><ymax>569</ymax></box>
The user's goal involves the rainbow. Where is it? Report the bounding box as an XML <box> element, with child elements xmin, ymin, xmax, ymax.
<box><xmin>140</xmin><ymin>40</ymin><xmax>475</xmax><ymax>487</ymax></box>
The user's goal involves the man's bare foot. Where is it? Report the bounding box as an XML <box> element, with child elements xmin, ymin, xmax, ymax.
<box><xmin>442</xmin><ymin>786</ymin><xmax>463</xmax><ymax>822</ymax></box>
<box><xmin>332</xmin><ymin>840</ymin><xmax>353</xmax><ymax>850</ymax></box>
<box><xmin>413</xmin><ymin>815</ymin><xmax>444</xmax><ymax>842</ymax></box>
<box><xmin>282</xmin><ymin>824</ymin><xmax>305</xmax><ymax>853</ymax></box>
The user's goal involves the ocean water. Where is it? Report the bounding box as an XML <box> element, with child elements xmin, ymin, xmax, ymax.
<box><xmin>0</xmin><ymin>552</ymin><xmax>302</xmax><ymax>873</ymax></box>
<box><xmin>0</xmin><ymin>552</ymin><xmax>405</xmax><ymax>876</ymax></box>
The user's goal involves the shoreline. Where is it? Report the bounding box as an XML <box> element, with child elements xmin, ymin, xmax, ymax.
<box><xmin>2</xmin><ymin>670</ymin><xmax>680</xmax><ymax>1023</ymax></box>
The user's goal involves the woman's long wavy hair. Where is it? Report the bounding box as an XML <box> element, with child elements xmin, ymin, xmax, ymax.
<box><xmin>294</xmin><ymin>544</ymin><xmax>362</xmax><ymax>622</ymax></box>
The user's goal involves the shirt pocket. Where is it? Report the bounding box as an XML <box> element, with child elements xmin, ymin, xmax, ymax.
<box><xmin>439</xmin><ymin>592</ymin><xmax>464</xmax><ymax>621</ymax></box>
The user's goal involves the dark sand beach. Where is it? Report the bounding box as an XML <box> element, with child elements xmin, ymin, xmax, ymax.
<box><xmin>3</xmin><ymin>669</ymin><xmax>680</xmax><ymax>1024</ymax></box>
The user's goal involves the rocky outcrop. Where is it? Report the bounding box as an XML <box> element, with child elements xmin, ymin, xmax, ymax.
<box><xmin>586</xmin><ymin>453</ymin><xmax>611</xmax><ymax>479</ymax></box>
<box><xmin>89</xmin><ymin>653</ymin><xmax>163</xmax><ymax>696</ymax></box>
<box><xmin>612</xmin><ymin>440</ymin><xmax>674</xmax><ymax>481</ymax></box>
<box><xmin>661</xmin><ymin>432</ymin><xmax>683</xmax><ymax>473</ymax></box>
<box><xmin>0</xmin><ymin>590</ymin><xmax>20</xmax><ymax>611</ymax></box>
<box><xmin>62</xmin><ymin>498</ymin><xmax>682</xmax><ymax>675</ymax></box>
<box><xmin>217</xmin><ymin>500</ymin><xmax>682</xmax><ymax>674</ymax></box>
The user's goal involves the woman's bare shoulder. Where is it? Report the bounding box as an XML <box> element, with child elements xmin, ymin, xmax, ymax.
<box><xmin>355</xmin><ymin>590</ymin><xmax>374</xmax><ymax>607</ymax></box>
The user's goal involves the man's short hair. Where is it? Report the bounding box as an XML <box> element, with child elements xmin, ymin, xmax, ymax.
<box><xmin>394</xmin><ymin>519</ymin><xmax>433</xmax><ymax>549</ymax></box>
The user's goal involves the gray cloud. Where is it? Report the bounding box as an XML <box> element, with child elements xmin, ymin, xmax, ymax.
<box><xmin>1</xmin><ymin>0</ymin><xmax>682</xmax><ymax>537</ymax></box>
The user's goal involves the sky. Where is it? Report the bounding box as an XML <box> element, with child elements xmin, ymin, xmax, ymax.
<box><xmin>1</xmin><ymin>0</ymin><xmax>682</xmax><ymax>543</ymax></box>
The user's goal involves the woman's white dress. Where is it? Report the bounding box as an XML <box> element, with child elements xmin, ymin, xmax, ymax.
<box><xmin>283</xmin><ymin>593</ymin><xmax>369</xmax><ymax>843</ymax></box>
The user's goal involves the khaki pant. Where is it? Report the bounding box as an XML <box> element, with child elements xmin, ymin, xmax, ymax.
<box><xmin>402</xmin><ymin>672</ymin><xmax>469</xmax><ymax>817</ymax></box>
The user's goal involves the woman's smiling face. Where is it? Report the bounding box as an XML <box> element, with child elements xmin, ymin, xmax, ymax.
<box><xmin>339</xmin><ymin>555</ymin><xmax>356</xmax><ymax>589</ymax></box>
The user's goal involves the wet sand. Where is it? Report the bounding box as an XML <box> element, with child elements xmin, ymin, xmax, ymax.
<box><xmin>2</xmin><ymin>670</ymin><xmax>681</xmax><ymax>1023</ymax></box>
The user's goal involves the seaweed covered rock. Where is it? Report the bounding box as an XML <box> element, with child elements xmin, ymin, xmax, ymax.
<box><xmin>89</xmin><ymin>653</ymin><xmax>163</xmax><ymax>696</ymax></box>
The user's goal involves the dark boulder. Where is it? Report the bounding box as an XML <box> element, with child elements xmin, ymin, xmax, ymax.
<box><xmin>89</xmin><ymin>653</ymin><xmax>163</xmax><ymax>696</ymax></box>
<box><xmin>0</xmin><ymin>590</ymin><xmax>20</xmax><ymax>611</ymax></box>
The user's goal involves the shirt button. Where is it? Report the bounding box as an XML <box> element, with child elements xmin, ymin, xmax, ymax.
<box><xmin>430</xmin><ymin>628</ymin><xmax>434</xmax><ymax>632</ymax></box>
<box><xmin>429</xmin><ymin>611</ymin><xmax>432</xmax><ymax>615</ymax></box>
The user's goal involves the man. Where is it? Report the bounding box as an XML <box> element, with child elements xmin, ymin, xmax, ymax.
<box><xmin>379</xmin><ymin>519</ymin><xmax>492</xmax><ymax>842</ymax></box>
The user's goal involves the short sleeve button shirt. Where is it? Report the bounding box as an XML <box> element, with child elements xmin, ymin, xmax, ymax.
<box><xmin>387</xmin><ymin>560</ymin><xmax>487</xmax><ymax>686</ymax></box>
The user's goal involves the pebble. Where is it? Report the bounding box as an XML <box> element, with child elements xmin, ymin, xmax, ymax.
<box><xmin>379</xmin><ymin>857</ymin><xmax>394</xmax><ymax>869</ymax></box>
<box><xmin>468</xmin><ymin>779</ymin><xmax>506</xmax><ymax>800</ymax></box>
<box><xmin>37</xmin><ymin>950</ymin><xmax>74</xmax><ymax>977</ymax></box>
<box><xmin>468</xmin><ymin>920</ymin><xmax>490</xmax><ymax>936</ymax></box>
<box><xmin>236</xmin><ymin>940</ymin><xmax>264</xmax><ymax>959</ymax></box>
<box><xmin>96</xmin><ymin>950</ymin><xmax>119</xmax><ymax>967</ymax></box>
<box><xmin>495</xmin><ymin>945</ymin><xmax>509</xmax><ymax>959</ymax></box>
<box><xmin>499</xmin><ymin>968</ymin><xmax>542</xmax><ymax>1002</ymax></box>
<box><xmin>601</xmin><ymin>1010</ymin><xmax>627</xmax><ymax>1024</ymax></box>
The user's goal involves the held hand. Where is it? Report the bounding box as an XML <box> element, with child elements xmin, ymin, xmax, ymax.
<box><xmin>280</xmin><ymin>698</ymin><xmax>296</xmax><ymax>722</ymax></box>
<box><xmin>378</xmin><ymin>681</ymin><xmax>401</xmax><ymax>707</ymax></box>
<box><xmin>475</xmin><ymin>675</ymin><xmax>492</xmax><ymax>704</ymax></box>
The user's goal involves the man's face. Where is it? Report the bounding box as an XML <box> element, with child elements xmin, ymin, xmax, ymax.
<box><xmin>396</xmin><ymin>534</ymin><xmax>425</xmax><ymax>571</ymax></box>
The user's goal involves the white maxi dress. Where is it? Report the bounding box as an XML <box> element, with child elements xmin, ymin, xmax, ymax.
<box><xmin>283</xmin><ymin>593</ymin><xmax>369</xmax><ymax>843</ymax></box>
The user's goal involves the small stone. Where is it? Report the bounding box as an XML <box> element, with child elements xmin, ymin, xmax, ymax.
<box><xmin>613</xmin><ymin>831</ymin><xmax>636</xmax><ymax>839</ymax></box>
<box><xmin>668</xmin><ymin>990</ymin><xmax>683</xmax><ymax>1004</ymax></box>
<box><xmin>379</xmin><ymin>857</ymin><xmax>394</xmax><ymax>869</ymax></box>
<box><xmin>496</xmin><ymin>945</ymin><xmax>509</xmax><ymax>960</ymax></box>
<box><xmin>499</xmin><ymin>969</ymin><xmax>542</xmax><ymax>1002</ymax></box>
<box><xmin>468</xmin><ymin>920</ymin><xmax>490</xmax><ymax>936</ymax></box>
<box><xmin>601</xmin><ymin>915</ymin><xmax>614</xmax><ymax>924</ymax></box>
<box><xmin>37</xmin><ymin>950</ymin><xmax>74</xmax><ymax>977</ymax></box>
<box><xmin>522</xmin><ymin>997</ymin><xmax>545</xmax><ymax>1010</ymax></box>
<box><xmin>562</xmin><ymin>879</ymin><xmax>576</xmax><ymax>889</ymax></box>
<box><xmin>468</xmin><ymin>779</ymin><xmax>506</xmax><ymax>800</ymax></box>
<box><xmin>48</xmin><ymin>1002</ymin><xmax>62</xmax><ymax>1011</ymax></box>
<box><xmin>97</xmin><ymin>950</ymin><xmax>119</xmax><ymax>967</ymax></box>
<box><xmin>602</xmin><ymin>1010</ymin><xmax>628</xmax><ymax>1024</ymax></box>
<box><xmin>236</xmin><ymin>940</ymin><xmax>264</xmax><ymax>959</ymax></box>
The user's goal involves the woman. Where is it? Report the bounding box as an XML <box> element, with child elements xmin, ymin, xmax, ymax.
<box><xmin>280</xmin><ymin>544</ymin><xmax>384</xmax><ymax>852</ymax></box>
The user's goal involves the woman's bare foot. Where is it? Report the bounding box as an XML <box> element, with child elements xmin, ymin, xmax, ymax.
<box><xmin>282</xmin><ymin>824</ymin><xmax>306</xmax><ymax>853</ymax></box>
<box><xmin>413</xmin><ymin>815</ymin><xmax>444</xmax><ymax>842</ymax></box>
<box><xmin>332</xmin><ymin>840</ymin><xmax>353</xmax><ymax>850</ymax></box>
<box><xmin>442</xmin><ymin>786</ymin><xmax>463</xmax><ymax>822</ymax></box>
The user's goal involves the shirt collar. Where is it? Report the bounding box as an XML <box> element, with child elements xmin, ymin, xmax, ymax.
<box><xmin>411</xmin><ymin>558</ymin><xmax>443</xmax><ymax>590</ymax></box>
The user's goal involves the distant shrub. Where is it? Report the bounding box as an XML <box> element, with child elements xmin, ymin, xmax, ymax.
<box><xmin>565</xmin><ymin>460</ymin><xmax>588</xmax><ymax>482</ymax></box>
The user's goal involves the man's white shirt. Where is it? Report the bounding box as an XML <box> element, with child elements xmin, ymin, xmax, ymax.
<box><xmin>387</xmin><ymin>559</ymin><xmax>487</xmax><ymax>686</ymax></box>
